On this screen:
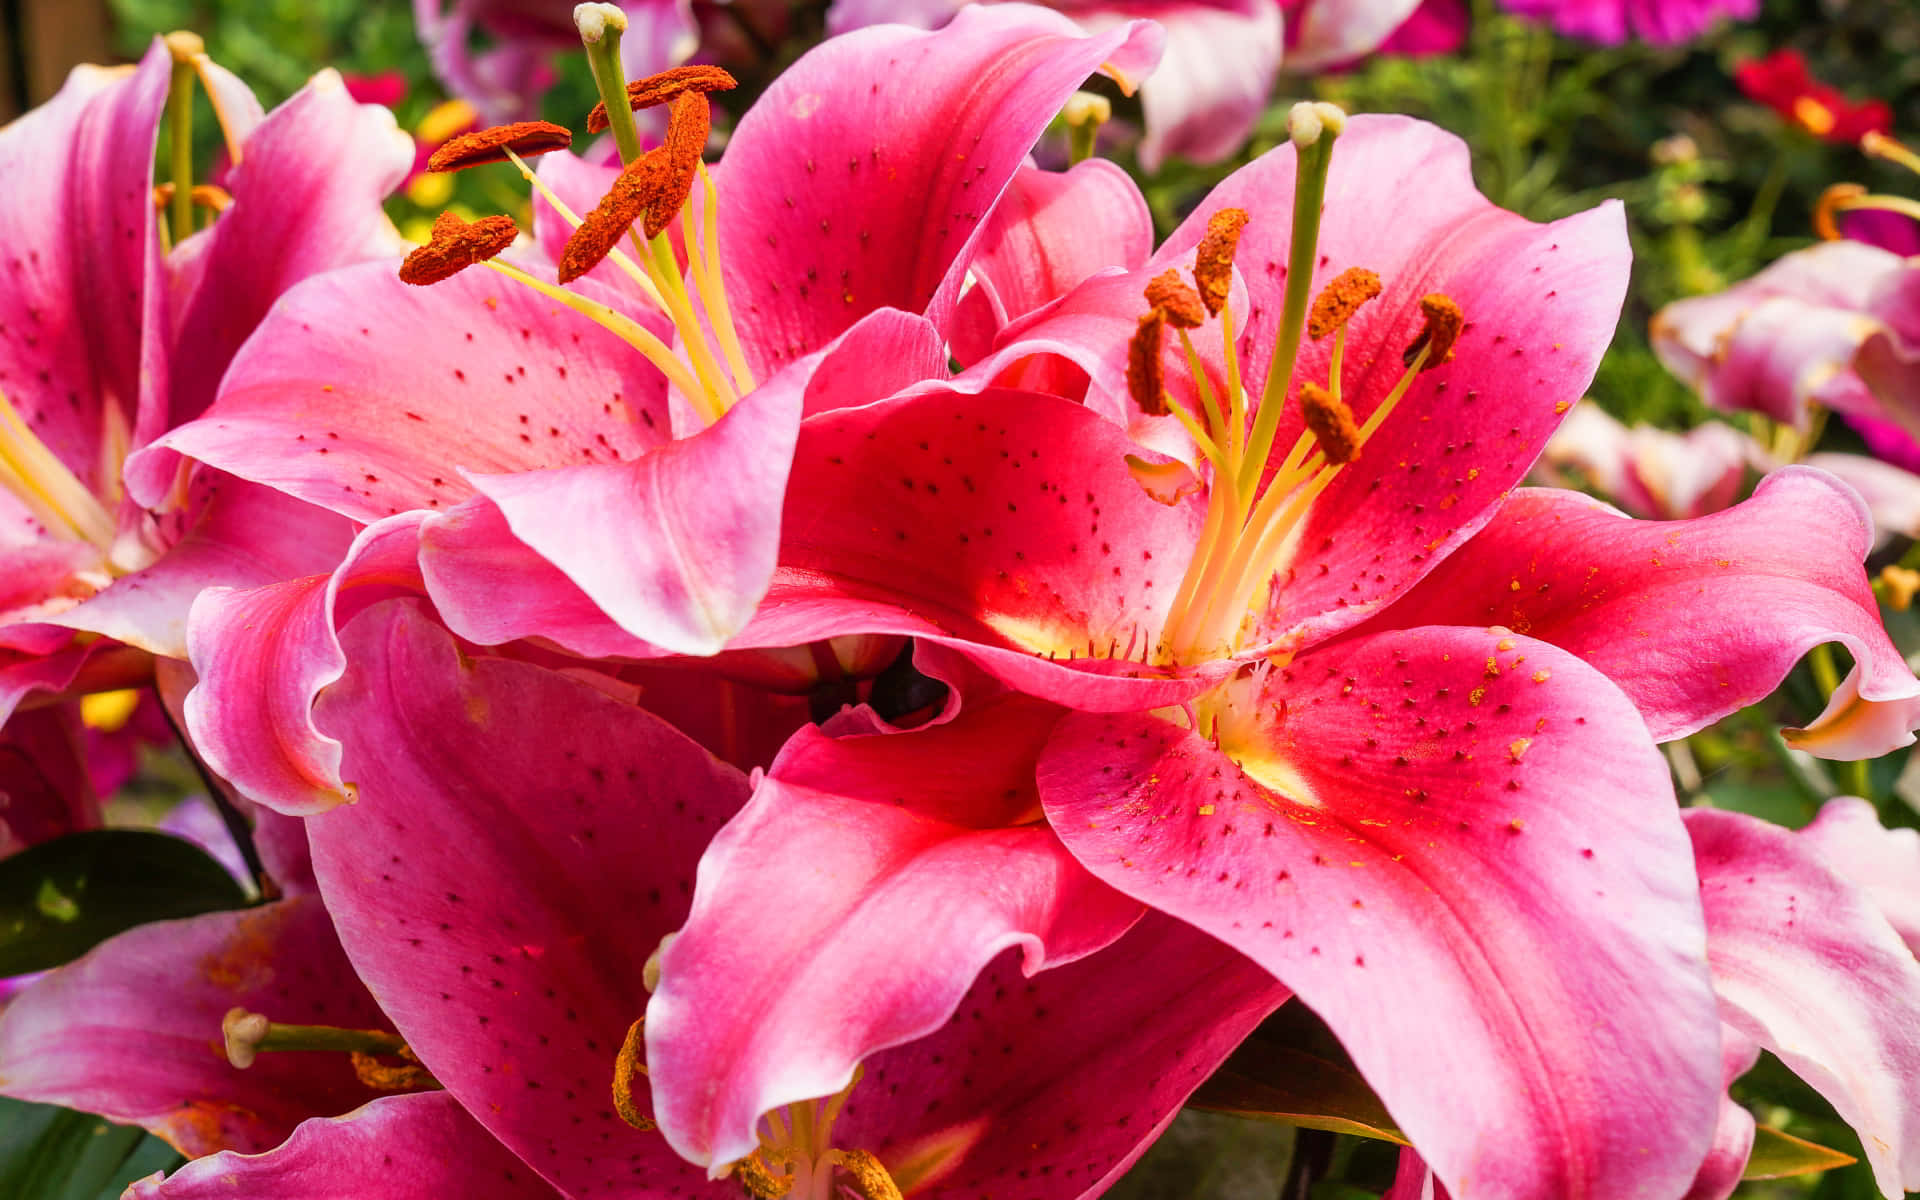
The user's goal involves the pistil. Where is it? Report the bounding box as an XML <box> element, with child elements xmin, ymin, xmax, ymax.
<box><xmin>163</xmin><ymin>33</ymin><xmax>203</xmax><ymax>245</ymax></box>
<box><xmin>221</xmin><ymin>1007</ymin><xmax>436</xmax><ymax>1090</ymax></box>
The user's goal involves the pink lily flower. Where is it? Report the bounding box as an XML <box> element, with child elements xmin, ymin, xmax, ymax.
<box><xmin>653</xmin><ymin>110</ymin><xmax>1920</xmax><ymax>1196</ymax></box>
<box><xmin>1386</xmin><ymin>798</ymin><xmax>1920</xmax><ymax>1199</ymax></box>
<box><xmin>0</xmin><ymin>36</ymin><xmax>412</xmax><ymax>730</ymax></box>
<box><xmin>1536</xmin><ymin>402</ymin><xmax>1759</xmax><ymax>520</ymax></box>
<box><xmin>139</xmin><ymin>7</ymin><xmax>1163</xmax><ymax>814</ymax></box>
<box><xmin>828</xmin><ymin>0</ymin><xmax>1423</xmax><ymax>170</ymax></box>
<box><xmin>129</xmin><ymin>599</ymin><xmax>1283</xmax><ymax>1197</ymax></box>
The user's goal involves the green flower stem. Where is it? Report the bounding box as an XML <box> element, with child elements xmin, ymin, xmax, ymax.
<box><xmin>579</xmin><ymin>5</ymin><xmax>643</xmax><ymax>166</ymax></box>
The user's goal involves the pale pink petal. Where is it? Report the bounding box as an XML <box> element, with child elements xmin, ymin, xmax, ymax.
<box><xmin>1355</xmin><ymin>469</ymin><xmax>1920</xmax><ymax>752</ymax></box>
<box><xmin>1128</xmin><ymin>2</ymin><xmax>1283</xmax><ymax>170</ymax></box>
<box><xmin>127</xmin><ymin>261</ymin><xmax>669</xmax><ymax>518</ymax></box>
<box><xmin>646</xmin><ymin>697</ymin><xmax>1144</xmax><ymax>1167</ymax></box>
<box><xmin>1039</xmin><ymin>626</ymin><xmax>1721</xmax><ymax>1200</ymax></box>
<box><xmin>1800</xmin><ymin>796</ymin><xmax>1920</xmax><ymax>956</ymax></box>
<box><xmin>307</xmin><ymin>600</ymin><xmax>742</xmax><ymax>1198</ymax></box>
<box><xmin>50</xmin><ymin>474</ymin><xmax>356</xmax><ymax>658</ymax></box>
<box><xmin>714</xmin><ymin>4</ymin><xmax>1163</xmax><ymax>379</ymax></box>
<box><xmin>162</xmin><ymin>70</ymin><xmax>413</xmax><ymax>430</ymax></box>
<box><xmin>182</xmin><ymin>514</ymin><xmax>427</xmax><ymax>815</ymax></box>
<box><xmin>0</xmin><ymin>895</ymin><xmax>390</xmax><ymax>1156</ymax></box>
<box><xmin>1683</xmin><ymin>1028</ymin><xmax>1762</xmax><ymax>1200</ymax></box>
<box><xmin>950</xmin><ymin>160</ymin><xmax>1153</xmax><ymax>368</ymax></box>
<box><xmin>126</xmin><ymin>1092</ymin><xmax>561</xmax><ymax>1199</ymax></box>
<box><xmin>1802</xmin><ymin>452</ymin><xmax>1920</xmax><ymax>546</ymax></box>
<box><xmin>1688</xmin><ymin>806</ymin><xmax>1920</xmax><ymax>1196</ymax></box>
<box><xmin>1286</xmin><ymin>0</ymin><xmax>1424</xmax><ymax>68</ymax></box>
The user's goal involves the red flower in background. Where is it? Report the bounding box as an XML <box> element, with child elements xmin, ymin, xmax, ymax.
<box><xmin>1735</xmin><ymin>49</ymin><xmax>1891</xmax><ymax>143</ymax></box>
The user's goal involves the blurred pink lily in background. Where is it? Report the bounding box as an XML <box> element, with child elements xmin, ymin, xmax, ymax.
<box><xmin>0</xmin><ymin>34</ymin><xmax>412</xmax><ymax>733</ymax></box>
<box><xmin>827</xmin><ymin>0</ymin><xmax>1424</xmax><ymax>169</ymax></box>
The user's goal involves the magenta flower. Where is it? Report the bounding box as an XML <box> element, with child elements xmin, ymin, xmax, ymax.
<box><xmin>128</xmin><ymin>600</ymin><xmax>1282</xmax><ymax>1197</ymax></box>
<box><xmin>647</xmin><ymin>110</ymin><xmax>1920</xmax><ymax>1196</ymax></box>
<box><xmin>139</xmin><ymin>7</ymin><xmax>1162</xmax><ymax>814</ymax></box>
<box><xmin>0</xmin><ymin>36</ymin><xmax>414</xmax><ymax>733</ymax></box>
<box><xmin>1498</xmin><ymin>0</ymin><xmax>1756</xmax><ymax>43</ymax></box>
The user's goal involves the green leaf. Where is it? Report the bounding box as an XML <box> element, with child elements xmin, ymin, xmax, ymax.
<box><xmin>0</xmin><ymin>1098</ymin><xmax>183</xmax><ymax>1200</ymax></box>
<box><xmin>0</xmin><ymin>830</ymin><xmax>249</xmax><ymax>976</ymax></box>
<box><xmin>1186</xmin><ymin>1001</ymin><xmax>1405</xmax><ymax>1144</ymax></box>
<box><xmin>1742</xmin><ymin>1125</ymin><xmax>1857</xmax><ymax>1181</ymax></box>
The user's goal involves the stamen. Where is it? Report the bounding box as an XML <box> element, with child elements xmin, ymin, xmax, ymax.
<box><xmin>733</xmin><ymin>1156</ymin><xmax>793</xmax><ymax>1199</ymax></box>
<box><xmin>1300</xmin><ymin>383</ymin><xmax>1359</xmax><ymax>464</ymax></box>
<box><xmin>1061</xmin><ymin>91</ymin><xmax>1112</xmax><ymax>165</ymax></box>
<box><xmin>1307</xmin><ymin>267</ymin><xmax>1382</xmax><ymax>340</ymax></box>
<box><xmin>558</xmin><ymin>153</ymin><xmax>664</xmax><ymax>283</ymax></box>
<box><xmin>1125</xmin><ymin>455</ymin><xmax>1203</xmax><ymax>504</ymax></box>
<box><xmin>834</xmin><ymin>1150</ymin><xmax>904</xmax><ymax>1200</ymax></box>
<box><xmin>645</xmin><ymin>91</ymin><xmax>711</xmax><ymax>240</ymax></box>
<box><xmin>427</xmin><ymin>121</ymin><xmax>573</xmax><ymax>172</ymax></box>
<box><xmin>1145</xmin><ymin>270</ymin><xmax>1207</xmax><ymax>329</ymax></box>
<box><xmin>350</xmin><ymin>1047</ymin><xmax>439</xmax><ymax>1092</ymax></box>
<box><xmin>1863</xmin><ymin>130</ymin><xmax>1920</xmax><ymax>176</ymax></box>
<box><xmin>586</xmin><ymin>65</ymin><xmax>738</xmax><ymax>133</ymax></box>
<box><xmin>612</xmin><ymin>1016</ymin><xmax>657</xmax><ymax>1131</ymax></box>
<box><xmin>399</xmin><ymin>212</ymin><xmax>520</xmax><ymax>285</ymax></box>
<box><xmin>0</xmin><ymin>387</ymin><xmax>119</xmax><ymax>551</ymax></box>
<box><xmin>1814</xmin><ymin>183</ymin><xmax>1867</xmax><ymax>240</ymax></box>
<box><xmin>1192</xmin><ymin>208</ymin><xmax>1248</xmax><ymax>317</ymax></box>
<box><xmin>1127</xmin><ymin>310</ymin><xmax>1169</xmax><ymax>416</ymax></box>
<box><xmin>1403</xmin><ymin>294</ymin><xmax>1463</xmax><ymax>370</ymax></box>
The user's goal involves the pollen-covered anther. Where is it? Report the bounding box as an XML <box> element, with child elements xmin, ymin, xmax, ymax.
<box><xmin>1193</xmin><ymin>207</ymin><xmax>1248</xmax><ymax>316</ymax></box>
<box><xmin>1300</xmin><ymin>382</ymin><xmax>1360</xmax><ymax>464</ymax></box>
<box><xmin>350</xmin><ymin>1046</ymin><xmax>440</xmax><ymax>1093</ymax></box>
<box><xmin>644</xmin><ymin>90</ymin><xmax>712</xmax><ymax>240</ymax></box>
<box><xmin>1813</xmin><ymin>183</ymin><xmax>1867</xmax><ymax>241</ymax></box>
<box><xmin>837</xmin><ymin>1149</ymin><xmax>905</xmax><ymax>1200</ymax></box>
<box><xmin>1145</xmin><ymin>269</ymin><xmax>1207</xmax><ymax>329</ymax></box>
<box><xmin>1127</xmin><ymin>309</ymin><xmax>1169</xmax><ymax>417</ymax></box>
<box><xmin>611</xmin><ymin>1016</ymin><xmax>657</xmax><ymax>1131</ymax></box>
<box><xmin>426</xmin><ymin>120</ymin><xmax>573</xmax><ymax>172</ymax></box>
<box><xmin>1403</xmin><ymin>293</ymin><xmax>1464</xmax><ymax>370</ymax></box>
<box><xmin>399</xmin><ymin>212</ymin><xmax>520</xmax><ymax>285</ymax></box>
<box><xmin>558</xmin><ymin>152</ymin><xmax>662</xmax><ymax>283</ymax></box>
<box><xmin>731</xmin><ymin>1155</ymin><xmax>793</xmax><ymax>1199</ymax></box>
<box><xmin>1307</xmin><ymin>267</ymin><xmax>1382</xmax><ymax>340</ymax></box>
<box><xmin>586</xmin><ymin>64</ymin><xmax>738</xmax><ymax>134</ymax></box>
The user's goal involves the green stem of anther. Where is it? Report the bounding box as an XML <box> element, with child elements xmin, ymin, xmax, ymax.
<box><xmin>1809</xmin><ymin>642</ymin><xmax>1874</xmax><ymax>799</ymax></box>
<box><xmin>579</xmin><ymin>6</ymin><xmax>643</xmax><ymax>167</ymax></box>
<box><xmin>1240</xmin><ymin>126</ymin><xmax>1335</xmax><ymax>500</ymax></box>
<box><xmin>165</xmin><ymin>48</ymin><xmax>198</xmax><ymax>244</ymax></box>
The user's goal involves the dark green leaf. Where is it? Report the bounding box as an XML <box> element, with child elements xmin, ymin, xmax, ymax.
<box><xmin>0</xmin><ymin>830</ymin><xmax>248</xmax><ymax>976</ymax></box>
<box><xmin>1743</xmin><ymin>1125</ymin><xmax>1857</xmax><ymax>1181</ymax></box>
<box><xmin>0</xmin><ymin>1097</ymin><xmax>183</xmax><ymax>1200</ymax></box>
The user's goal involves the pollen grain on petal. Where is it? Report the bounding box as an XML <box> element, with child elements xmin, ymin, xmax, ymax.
<box><xmin>1128</xmin><ymin>309</ymin><xmax>1169</xmax><ymax>417</ymax></box>
<box><xmin>1193</xmin><ymin>208</ymin><xmax>1249</xmax><ymax>316</ymax></box>
<box><xmin>1404</xmin><ymin>294</ymin><xmax>1464</xmax><ymax>370</ymax></box>
<box><xmin>644</xmin><ymin>91</ymin><xmax>711</xmax><ymax>240</ymax></box>
<box><xmin>1300</xmin><ymin>382</ymin><xmax>1360</xmax><ymax>464</ymax></box>
<box><xmin>558</xmin><ymin>153</ymin><xmax>661</xmax><ymax>283</ymax></box>
<box><xmin>399</xmin><ymin>212</ymin><xmax>520</xmax><ymax>285</ymax></box>
<box><xmin>1145</xmin><ymin>269</ymin><xmax>1207</xmax><ymax>329</ymax></box>
<box><xmin>1307</xmin><ymin>267</ymin><xmax>1382</xmax><ymax>340</ymax></box>
<box><xmin>427</xmin><ymin>120</ymin><xmax>573</xmax><ymax>172</ymax></box>
<box><xmin>585</xmin><ymin>64</ymin><xmax>738</xmax><ymax>134</ymax></box>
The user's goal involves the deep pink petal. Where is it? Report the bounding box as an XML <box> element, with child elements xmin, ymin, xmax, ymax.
<box><xmin>183</xmin><ymin>514</ymin><xmax>427</xmax><ymax>814</ymax></box>
<box><xmin>1155</xmin><ymin>116</ymin><xmax>1631</xmax><ymax>649</ymax></box>
<box><xmin>949</xmin><ymin>160</ymin><xmax>1154</xmax><ymax>368</ymax></box>
<box><xmin>647</xmin><ymin>697</ymin><xmax>1145</xmax><ymax>1168</ymax></box>
<box><xmin>50</xmin><ymin>474</ymin><xmax>356</xmax><ymax>658</ymax></box>
<box><xmin>714</xmin><ymin>4</ymin><xmax>1163</xmax><ymax>378</ymax></box>
<box><xmin>0</xmin><ymin>705</ymin><xmax>100</xmax><ymax>856</ymax></box>
<box><xmin>307</xmin><ymin>601</ymin><xmax>743</xmax><ymax>1199</ymax></box>
<box><xmin>1683</xmin><ymin>1028</ymin><xmax>1762</xmax><ymax>1200</ymax></box>
<box><xmin>1039</xmin><ymin>626</ymin><xmax>1721</xmax><ymax>1200</ymax></box>
<box><xmin>1352</xmin><ymin>470</ymin><xmax>1920</xmax><ymax>752</ymax></box>
<box><xmin>125</xmin><ymin>1092</ymin><xmax>561</xmax><ymax>1199</ymax></box>
<box><xmin>162</xmin><ymin>70</ymin><xmax>413</xmax><ymax>429</ymax></box>
<box><xmin>741</xmin><ymin>386</ymin><xmax>1217</xmax><ymax>710</ymax></box>
<box><xmin>127</xmin><ymin>260</ymin><xmax>669</xmax><ymax>517</ymax></box>
<box><xmin>0</xmin><ymin>895</ymin><xmax>389</xmax><ymax>1156</ymax></box>
<box><xmin>835</xmin><ymin>913</ymin><xmax>1287</xmax><ymax>1197</ymax></box>
<box><xmin>0</xmin><ymin>539</ymin><xmax>101</xmax><ymax>628</ymax></box>
<box><xmin>0</xmin><ymin>42</ymin><xmax>168</xmax><ymax>492</ymax></box>
<box><xmin>1687</xmin><ymin>806</ymin><xmax>1920</xmax><ymax>1196</ymax></box>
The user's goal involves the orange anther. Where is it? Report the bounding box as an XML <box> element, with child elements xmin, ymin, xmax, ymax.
<box><xmin>1193</xmin><ymin>208</ymin><xmax>1248</xmax><ymax>316</ymax></box>
<box><xmin>399</xmin><ymin>212</ymin><xmax>520</xmax><ymax>285</ymax></box>
<box><xmin>1404</xmin><ymin>294</ymin><xmax>1463</xmax><ymax>370</ymax></box>
<box><xmin>1301</xmin><ymin>382</ymin><xmax>1360</xmax><ymax>463</ymax></box>
<box><xmin>1307</xmin><ymin>267</ymin><xmax>1382</xmax><ymax>340</ymax></box>
<box><xmin>1128</xmin><ymin>309</ymin><xmax>1169</xmax><ymax>417</ymax></box>
<box><xmin>586</xmin><ymin>64</ymin><xmax>737</xmax><ymax>134</ymax></box>
<box><xmin>558</xmin><ymin>153</ymin><xmax>662</xmax><ymax>283</ymax></box>
<box><xmin>427</xmin><ymin>121</ymin><xmax>573</xmax><ymax>172</ymax></box>
<box><xmin>1145</xmin><ymin>269</ymin><xmax>1208</xmax><ymax>329</ymax></box>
